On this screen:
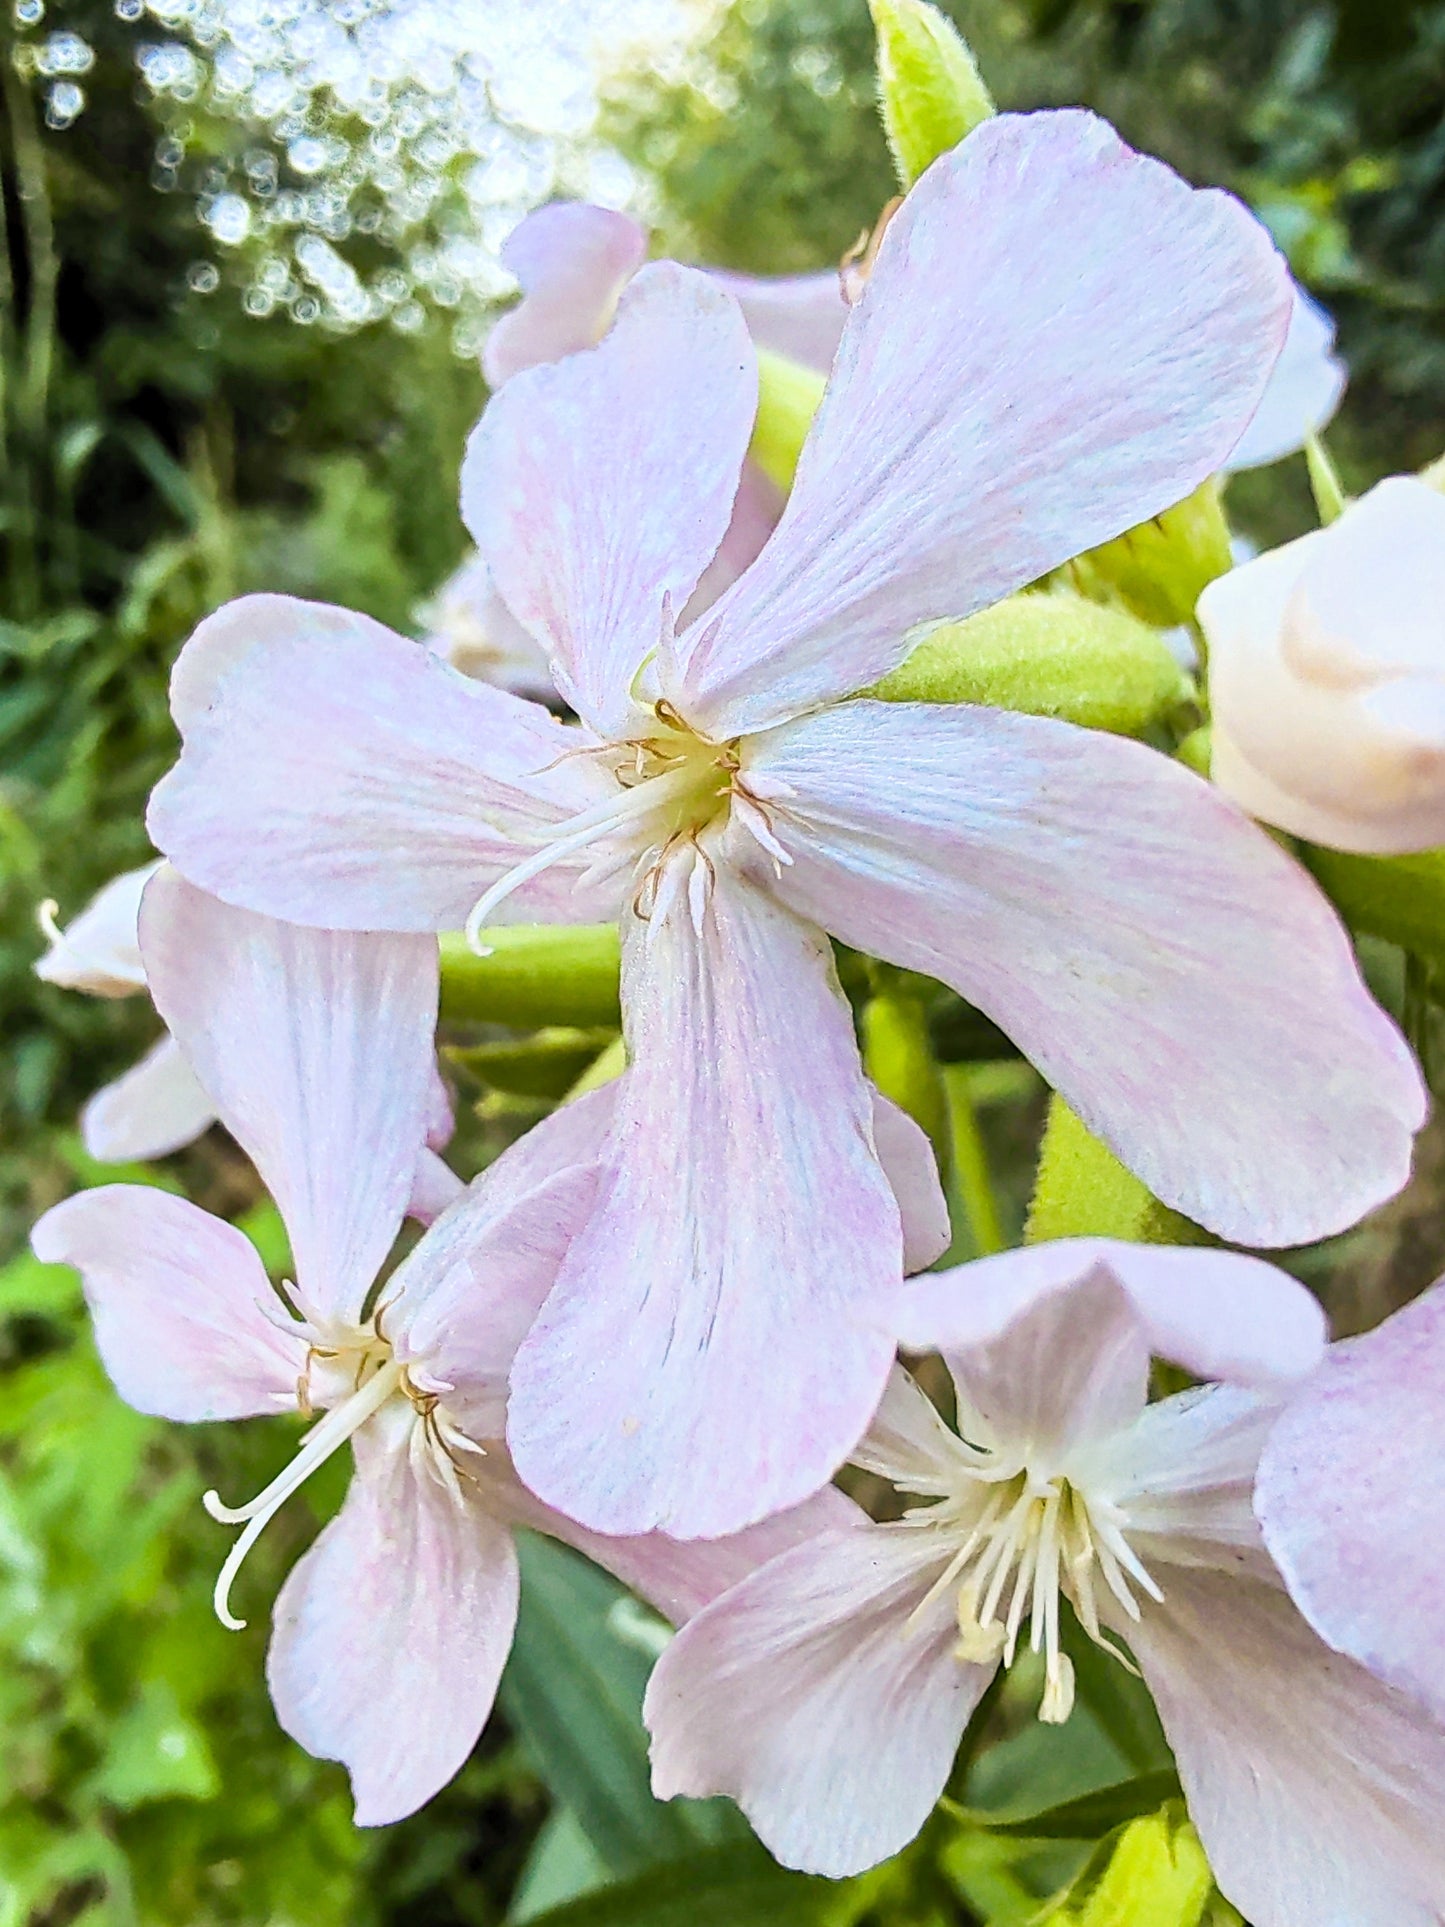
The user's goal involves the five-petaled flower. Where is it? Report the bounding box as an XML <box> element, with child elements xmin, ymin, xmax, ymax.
<box><xmin>32</xmin><ymin>869</ymin><xmax>844</xmax><ymax>1822</ymax></box>
<box><xmin>148</xmin><ymin>110</ymin><xmax>1424</xmax><ymax>1540</ymax></box>
<box><xmin>644</xmin><ymin>1239</ymin><xmax>1445</xmax><ymax>1926</ymax></box>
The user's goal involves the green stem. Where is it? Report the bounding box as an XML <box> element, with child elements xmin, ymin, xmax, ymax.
<box><xmin>942</xmin><ymin>1064</ymin><xmax>1004</xmax><ymax>1255</ymax></box>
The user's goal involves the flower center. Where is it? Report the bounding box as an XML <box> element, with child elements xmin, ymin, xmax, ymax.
<box><xmin>895</xmin><ymin>1435</ymin><xmax>1163</xmax><ymax>1725</ymax></box>
<box><xmin>203</xmin><ymin>1319</ymin><xmax>480</xmax><ymax>1630</ymax></box>
<box><xmin>465</xmin><ymin>702</ymin><xmax>785</xmax><ymax>952</ymax></box>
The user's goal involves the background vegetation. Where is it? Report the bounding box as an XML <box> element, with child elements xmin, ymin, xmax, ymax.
<box><xmin>2</xmin><ymin>0</ymin><xmax>1443</xmax><ymax>1921</ymax></box>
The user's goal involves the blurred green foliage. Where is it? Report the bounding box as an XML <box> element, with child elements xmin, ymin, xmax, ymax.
<box><xmin>5</xmin><ymin>0</ymin><xmax>1445</xmax><ymax>1920</ymax></box>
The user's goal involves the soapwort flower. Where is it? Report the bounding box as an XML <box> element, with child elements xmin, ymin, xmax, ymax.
<box><xmin>34</xmin><ymin>858</ymin><xmax>459</xmax><ymax>1212</ymax></box>
<box><xmin>645</xmin><ymin>1240</ymin><xmax>1445</xmax><ymax>1926</ymax></box>
<box><xmin>1255</xmin><ymin>1275</ymin><xmax>1445</xmax><ymax>1731</ymax></box>
<box><xmin>434</xmin><ymin>198</ymin><xmax>849</xmax><ymax>688</ymax></box>
<box><xmin>150</xmin><ymin>111</ymin><xmax>1423</xmax><ymax>1539</ymax></box>
<box><xmin>33</xmin><ymin>870</ymin><xmax>848</xmax><ymax>1822</ymax></box>
<box><xmin>34</xmin><ymin>861</ymin><xmax>215</xmax><ymax>1162</ymax></box>
<box><xmin>1201</xmin><ymin>476</ymin><xmax>1445</xmax><ymax>853</ymax></box>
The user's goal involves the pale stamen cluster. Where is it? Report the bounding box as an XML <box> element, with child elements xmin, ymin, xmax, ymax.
<box><xmin>204</xmin><ymin>1305</ymin><xmax>482</xmax><ymax>1630</ymax></box>
<box><xmin>464</xmin><ymin>701</ymin><xmax>792</xmax><ymax>953</ymax></box>
<box><xmin>885</xmin><ymin>1407</ymin><xmax>1163</xmax><ymax>1725</ymax></box>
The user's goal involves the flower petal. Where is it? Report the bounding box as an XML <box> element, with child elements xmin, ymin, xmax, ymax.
<box><xmin>645</xmin><ymin>1518</ymin><xmax>991</xmax><ymax>1876</ymax></box>
<box><xmin>751</xmin><ymin>700</ymin><xmax>1424</xmax><ymax>1246</ymax></box>
<box><xmin>1255</xmin><ymin>1281</ymin><xmax>1445</xmax><ymax>1725</ymax></box>
<box><xmin>34</xmin><ymin>861</ymin><xmax>155</xmax><ymax>996</ymax></box>
<box><xmin>386</xmin><ymin>1095</ymin><xmax>611</xmax><ymax>1441</ymax></box>
<box><xmin>81</xmin><ymin>1033</ymin><xmax>216</xmax><ymax>1163</ymax></box>
<box><xmin>267</xmin><ymin>1428</ymin><xmax>520</xmax><ymax>1826</ymax></box>
<box><xmin>870</xmin><ymin>1093</ymin><xmax>950</xmax><ymax>1274</ymax></box>
<box><xmin>934</xmin><ymin>1261</ymin><xmax>1152</xmax><ymax>1458</ymax></box>
<box><xmin>406</xmin><ymin>1148</ymin><xmax>466</xmax><ymax>1227</ymax></box>
<box><xmin>895</xmin><ymin>1241</ymin><xmax>1326</xmax><ymax>1391</ymax></box>
<box><xmin>507</xmin><ymin>856</ymin><xmax>903</xmax><ymax>1538</ymax></box>
<box><xmin>481</xmin><ymin>1454</ymin><xmax>859</xmax><ymax>1625</ymax></box>
<box><xmin>667</xmin><ymin>110</ymin><xmax>1289</xmax><ymax>736</ymax></box>
<box><xmin>482</xmin><ymin>202</ymin><xmax>648</xmax><ymax>389</ymax></box>
<box><xmin>464</xmin><ymin>263</ymin><xmax>758</xmax><ymax>737</ymax></box>
<box><xmin>1224</xmin><ymin>286</ymin><xmax>1345</xmax><ymax>473</ymax></box>
<box><xmin>149</xmin><ymin>597</ymin><xmax>616</xmax><ymax>932</ymax></box>
<box><xmin>1128</xmin><ymin>1568</ymin><xmax>1445</xmax><ymax>1927</ymax></box>
<box><xmin>1084</xmin><ymin>1381</ymin><xmax>1283</xmax><ymax>1577</ymax></box>
<box><xmin>139</xmin><ymin>868</ymin><xmax>437</xmax><ymax>1324</ymax></box>
<box><xmin>31</xmin><ymin>1185</ymin><xmax>301</xmax><ymax>1420</ymax></box>
<box><xmin>421</xmin><ymin>552</ymin><xmax>558</xmax><ymax>703</ymax></box>
<box><xmin>705</xmin><ymin>267</ymin><xmax>847</xmax><ymax>374</ymax></box>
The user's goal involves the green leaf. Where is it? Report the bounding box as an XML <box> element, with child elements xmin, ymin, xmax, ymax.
<box><xmin>1301</xmin><ymin>844</ymin><xmax>1445</xmax><ymax>973</ymax></box>
<box><xmin>439</xmin><ymin>926</ymin><xmax>621</xmax><ymax>1029</ymax></box>
<box><xmin>983</xmin><ymin>1771</ymin><xmax>1182</xmax><ymax>1840</ymax></box>
<box><xmin>449</xmin><ymin>1027</ymin><xmax>618</xmax><ymax>1099</ymax></box>
<box><xmin>870</xmin><ymin>0</ymin><xmax>995</xmax><ymax>188</ymax></box>
<box><xmin>1041</xmin><ymin>1809</ymin><xmax>1213</xmax><ymax>1927</ymax></box>
<box><xmin>87</xmin><ymin>1679</ymin><xmax>220</xmax><ymax>1809</ymax></box>
<box><xmin>869</xmin><ymin>592</ymin><xmax>1192</xmax><ymax>737</ymax></box>
<box><xmin>514</xmin><ymin>1844</ymin><xmax>838</xmax><ymax>1927</ymax></box>
<box><xmin>511</xmin><ymin>1808</ymin><xmax>612</xmax><ymax>1921</ymax></box>
<box><xmin>500</xmin><ymin>1536</ymin><xmax>745</xmax><ymax>1877</ymax></box>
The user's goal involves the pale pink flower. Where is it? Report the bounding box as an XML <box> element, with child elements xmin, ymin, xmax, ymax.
<box><xmin>1224</xmin><ymin>285</ymin><xmax>1344</xmax><ymax>472</ymax></box>
<box><xmin>31</xmin><ymin>867</ymin><xmax>845</xmax><ymax>1824</ymax></box>
<box><xmin>1255</xmin><ymin>1276</ymin><xmax>1445</xmax><ymax>1731</ymax></box>
<box><xmin>149</xmin><ymin>111</ymin><xmax>1423</xmax><ymax>1540</ymax></box>
<box><xmin>35</xmin><ymin>861</ymin><xmax>217</xmax><ymax>1162</ymax></box>
<box><xmin>458</xmin><ymin>197</ymin><xmax>843</xmax><ymax>675</ymax></box>
<box><xmin>35</xmin><ymin>857</ymin><xmax>458</xmax><ymax>1210</ymax></box>
<box><xmin>1201</xmin><ymin>477</ymin><xmax>1445</xmax><ymax>853</ymax></box>
<box><xmin>421</xmin><ymin>551</ymin><xmax>558</xmax><ymax>703</ymax></box>
<box><xmin>645</xmin><ymin>1239</ymin><xmax>1445</xmax><ymax>1925</ymax></box>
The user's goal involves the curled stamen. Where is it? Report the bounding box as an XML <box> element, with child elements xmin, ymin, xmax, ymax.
<box><xmin>464</xmin><ymin>767</ymin><xmax>700</xmax><ymax>954</ymax></box>
<box><xmin>204</xmin><ymin>1357</ymin><xmax>404</xmax><ymax>1630</ymax></box>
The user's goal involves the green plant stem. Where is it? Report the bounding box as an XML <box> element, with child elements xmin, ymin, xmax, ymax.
<box><xmin>943</xmin><ymin>1065</ymin><xmax>1005</xmax><ymax>1255</ymax></box>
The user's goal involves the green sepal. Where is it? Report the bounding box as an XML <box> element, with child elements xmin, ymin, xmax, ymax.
<box><xmin>1301</xmin><ymin>844</ymin><xmax>1445</xmax><ymax>973</ymax></box>
<box><xmin>1068</xmin><ymin>480</ymin><xmax>1233</xmax><ymax>628</ymax></box>
<box><xmin>870</xmin><ymin>0</ymin><xmax>995</xmax><ymax>188</ymax></box>
<box><xmin>749</xmin><ymin>348</ymin><xmax>826</xmax><ymax>494</ymax></box>
<box><xmin>438</xmin><ymin>925</ymin><xmax>621</xmax><ymax>1030</ymax></box>
<box><xmin>1026</xmin><ymin>1094</ymin><xmax>1202</xmax><ymax>1246</ymax></box>
<box><xmin>1043</xmin><ymin>1807</ymin><xmax>1214</xmax><ymax>1927</ymax></box>
<box><xmin>869</xmin><ymin>591</ymin><xmax>1193</xmax><ymax>736</ymax></box>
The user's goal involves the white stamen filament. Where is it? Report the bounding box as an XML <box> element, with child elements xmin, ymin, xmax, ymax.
<box><xmin>204</xmin><ymin>1356</ymin><xmax>405</xmax><ymax>1630</ymax></box>
<box><xmin>464</xmin><ymin>765</ymin><xmax>701</xmax><ymax>955</ymax></box>
<box><xmin>899</xmin><ymin>1456</ymin><xmax>1161</xmax><ymax>1727</ymax></box>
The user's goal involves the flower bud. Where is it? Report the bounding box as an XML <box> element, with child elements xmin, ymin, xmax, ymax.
<box><xmin>870</xmin><ymin>0</ymin><xmax>995</xmax><ymax>188</ymax></box>
<box><xmin>1069</xmin><ymin>479</ymin><xmax>1234</xmax><ymax>628</ymax></box>
<box><xmin>870</xmin><ymin>589</ymin><xmax>1193</xmax><ymax>736</ymax></box>
<box><xmin>1199</xmin><ymin>476</ymin><xmax>1445</xmax><ymax>854</ymax></box>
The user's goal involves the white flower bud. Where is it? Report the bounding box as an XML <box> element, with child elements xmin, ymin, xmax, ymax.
<box><xmin>1200</xmin><ymin>477</ymin><xmax>1445</xmax><ymax>853</ymax></box>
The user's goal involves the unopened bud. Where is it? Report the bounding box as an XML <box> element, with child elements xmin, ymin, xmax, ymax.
<box><xmin>869</xmin><ymin>590</ymin><xmax>1193</xmax><ymax>738</ymax></box>
<box><xmin>1200</xmin><ymin>476</ymin><xmax>1445</xmax><ymax>854</ymax></box>
<box><xmin>870</xmin><ymin>0</ymin><xmax>995</xmax><ymax>189</ymax></box>
<box><xmin>1069</xmin><ymin>480</ymin><xmax>1233</xmax><ymax>628</ymax></box>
